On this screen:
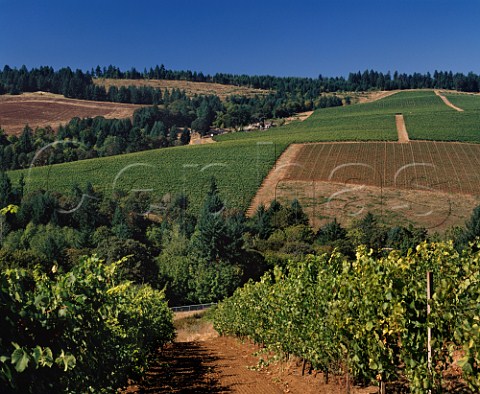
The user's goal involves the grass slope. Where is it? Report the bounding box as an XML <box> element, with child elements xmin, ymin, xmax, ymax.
<box><xmin>403</xmin><ymin>92</ymin><xmax>480</xmax><ymax>142</ymax></box>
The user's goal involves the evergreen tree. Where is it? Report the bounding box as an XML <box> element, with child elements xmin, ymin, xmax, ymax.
<box><xmin>457</xmin><ymin>205</ymin><xmax>480</xmax><ymax>250</ymax></box>
<box><xmin>180</xmin><ymin>129</ymin><xmax>190</xmax><ymax>145</ymax></box>
<box><xmin>0</xmin><ymin>172</ymin><xmax>12</xmax><ymax>208</ymax></box>
<box><xmin>316</xmin><ymin>218</ymin><xmax>347</xmax><ymax>244</ymax></box>
<box><xmin>112</xmin><ymin>206</ymin><xmax>132</xmax><ymax>239</ymax></box>
<box><xmin>18</xmin><ymin>125</ymin><xmax>34</xmax><ymax>154</ymax></box>
<box><xmin>194</xmin><ymin>177</ymin><xmax>228</xmax><ymax>261</ymax></box>
<box><xmin>386</xmin><ymin>225</ymin><xmax>427</xmax><ymax>254</ymax></box>
<box><xmin>351</xmin><ymin>212</ymin><xmax>386</xmax><ymax>251</ymax></box>
<box><xmin>250</xmin><ymin>204</ymin><xmax>273</xmax><ymax>239</ymax></box>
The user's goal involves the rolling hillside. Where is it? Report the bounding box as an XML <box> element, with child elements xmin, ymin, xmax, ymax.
<box><xmin>217</xmin><ymin>90</ymin><xmax>480</xmax><ymax>144</ymax></box>
<box><xmin>9</xmin><ymin>90</ymin><xmax>480</xmax><ymax>220</ymax></box>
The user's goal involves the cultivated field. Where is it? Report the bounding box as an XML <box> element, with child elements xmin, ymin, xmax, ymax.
<box><xmin>94</xmin><ymin>78</ymin><xmax>270</xmax><ymax>100</ymax></box>
<box><xmin>287</xmin><ymin>141</ymin><xmax>480</xmax><ymax>194</ymax></box>
<box><xmin>445</xmin><ymin>92</ymin><xmax>480</xmax><ymax>111</ymax></box>
<box><xmin>0</xmin><ymin>92</ymin><xmax>141</xmax><ymax>135</ymax></box>
<box><xmin>10</xmin><ymin>140</ymin><xmax>280</xmax><ymax>213</ymax></box>
<box><xmin>258</xmin><ymin>141</ymin><xmax>480</xmax><ymax>230</ymax></box>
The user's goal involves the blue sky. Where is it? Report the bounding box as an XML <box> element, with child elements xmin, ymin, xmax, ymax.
<box><xmin>0</xmin><ymin>0</ymin><xmax>478</xmax><ymax>77</ymax></box>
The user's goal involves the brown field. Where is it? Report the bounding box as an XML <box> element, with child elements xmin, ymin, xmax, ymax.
<box><xmin>250</xmin><ymin>141</ymin><xmax>480</xmax><ymax>231</ymax></box>
<box><xmin>94</xmin><ymin>78</ymin><xmax>270</xmax><ymax>100</ymax></box>
<box><xmin>0</xmin><ymin>92</ymin><xmax>141</xmax><ymax>135</ymax></box>
<box><xmin>274</xmin><ymin>180</ymin><xmax>479</xmax><ymax>232</ymax></box>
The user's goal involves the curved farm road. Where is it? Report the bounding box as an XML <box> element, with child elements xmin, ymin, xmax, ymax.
<box><xmin>246</xmin><ymin>144</ymin><xmax>304</xmax><ymax>216</ymax></box>
<box><xmin>435</xmin><ymin>90</ymin><xmax>464</xmax><ymax>112</ymax></box>
<box><xmin>123</xmin><ymin>313</ymin><xmax>378</xmax><ymax>394</ymax></box>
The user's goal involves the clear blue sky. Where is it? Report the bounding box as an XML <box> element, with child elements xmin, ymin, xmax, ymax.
<box><xmin>1</xmin><ymin>0</ymin><xmax>478</xmax><ymax>78</ymax></box>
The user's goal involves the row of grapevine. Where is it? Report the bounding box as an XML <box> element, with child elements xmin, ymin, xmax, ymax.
<box><xmin>10</xmin><ymin>140</ymin><xmax>281</xmax><ymax>214</ymax></box>
<box><xmin>0</xmin><ymin>256</ymin><xmax>175</xmax><ymax>393</ymax></box>
<box><xmin>214</xmin><ymin>242</ymin><xmax>480</xmax><ymax>393</ymax></box>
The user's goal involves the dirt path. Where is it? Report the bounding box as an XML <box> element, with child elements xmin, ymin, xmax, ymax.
<box><xmin>246</xmin><ymin>144</ymin><xmax>303</xmax><ymax>216</ymax></box>
<box><xmin>190</xmin><ymin>136</ymin><xmax>216</xmax><ymax>145</ymax></box>
<box><xmin>357</xmin><ymin>90</ymin><xmax>400</xmax><ymax>104</ymax></box>
<box><xmin>395</xmin><ymin>114</ymin><xmax>410</xmax><ymax>143</ymax></box>
<box><xmin>124</xmin><ymin>313</ymin><xmax>378</xmax><ymax>394</ymax></box>
<box><xmin>125</xmin><ymin>338</ymin><xmax>285</xmax><ymax>393</ymax></box>
<box><xmin>123</xmin><ymin>313</ymin><xmax>284</xmax><ymax>393</ymax></box>
<box><xmin>283</xmin><ymin>110</ymin><xmax>314</xmax><ymax>125</ymax></box>
<box><xmin>435</xmin><ymin>90</ymin><xmax>464</xmax><ymax>112</ymax></box>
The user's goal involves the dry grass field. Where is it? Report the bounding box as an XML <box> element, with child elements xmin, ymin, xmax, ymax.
<box><xmin>94</xmin><ymin>78</ymin><xmax>270</xmax><ymax>100</ymax></box>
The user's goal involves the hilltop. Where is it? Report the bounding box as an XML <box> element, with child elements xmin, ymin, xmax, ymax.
<box><xmin>94</xmin><ymin>78</ymin><xmax>270</xmax><ymax>100</ymax></box>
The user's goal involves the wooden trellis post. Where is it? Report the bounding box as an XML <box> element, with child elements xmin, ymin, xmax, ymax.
<box><xmin>427</xmin><ymin>271</ymin><xmax>434</xmax><ymax>394</ymax></box>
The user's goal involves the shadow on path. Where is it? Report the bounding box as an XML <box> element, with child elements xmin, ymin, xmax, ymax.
<box><xmin>135</xmin><ymin>341</ymin><xmax>230</xmax><ymax>394</ymax></box>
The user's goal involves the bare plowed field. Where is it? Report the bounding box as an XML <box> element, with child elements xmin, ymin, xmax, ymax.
<box><xmin>0</xmin><ymin>92</ymin><xmax>140</xmax><ymax>135</ymax></box>
<box><xmin>251</xmin><ymin>141</ymin><xmax>480</xmax><ymax>231</ymax></box>
<box><xmin>288</xmin><ymin>141</ymin><xmax>480</xmax><ymax>195</ymax></box>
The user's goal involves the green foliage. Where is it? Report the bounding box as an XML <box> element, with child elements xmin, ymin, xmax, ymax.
<box><xmin>348</xmin><ymin>212</ymin><xmax>386</xmax><ymax>252</ymax></box>
<box><xmin>456</xmin><ymin>205</ymin><xmax>480</xmax><ymax>249</ymax></box>
<box><xmin>249</xmin><ymin>204</ymin><xmax>273</xmax><ymax>239</ymax></box>
<box><xmin>268</xmin><ymin>199</ymin><xmax>309</xmax><ymax>229</ymax></box>
<box><xmin>156</xmin><ymin>226</ymin><xmax>245</xmax><ymax>305</ymax></box>
<box><xmin>10</xmin><ymin>140</ymin><xmax>279</xmax><ymax>214</ymax></box>
<box><xmin>0</xmin><ymin>255</ymin><xmax>174</xmax><ymax>393</ymax></box>
<box><xmin>192</xmin><ymin>178</ymin><xmax>246</xmax><ymax>263</ymax></box>
<box><xmin>386</xmin><ymin>225</ymin><xmax>427</xmax><ymax>254</ymax></box>
<box><xmin>95</xmin><ymin>236</ymin><xmax>158</xmax><ymax>285</ymax></box>
<box><xmin>2</xmin><ymin>223</ymin><xmax>81</xmax><ymax>267</ymax></box>
<box><xmin>0</xmin><ymin>172</ymin><xmax>13</xmax><ymax>207</ymax></box>
<box><xmin>214</xmin><ymin>242</ymin><xmax>480</xmax><ymax>392</ymax></box>
<box><xmin>316</xmin><ymin>218</ymin><xmax>347</xmax><ymax>244</ymax></box>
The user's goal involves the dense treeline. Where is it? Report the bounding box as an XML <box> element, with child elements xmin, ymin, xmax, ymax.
<box><xmin>0</xmin><ymin>65</ymin><xmax>480</xmax><ymax>130</ymax></box>
<box><xmin>0</xmin><ymin>65</ymin><xmax>343</xmax><ymax>127</ymax></box>
<box><xmin>2</xmin><ymin>65</ymin><xmax>479</xmax><ymax>114</ymax></box>
<box><xmin>93</xmin><ymin>64</ymin><xmax>480</xmax><ymax>93</ymax></box>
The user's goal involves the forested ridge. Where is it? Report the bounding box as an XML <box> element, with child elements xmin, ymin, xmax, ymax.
<box><xmin>1</xmin><ymin>65</ymin><xmax>479</xmax><ymax>100</ymax></box>
<box><xmin>2</xmin><ymin>65</ymin><xmax>478</xmax><ymax>171</ymax></box>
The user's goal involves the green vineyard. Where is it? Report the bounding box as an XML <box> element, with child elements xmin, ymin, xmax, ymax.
<box><xmin>214</xmin><ymin>242</ymin><xmax>480</xmax><ymax>392</ymax></box>
<box><xmin>0</xmin><ymin>256</ymin><xmax>175</xmax><ymax>393</ymax></box>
